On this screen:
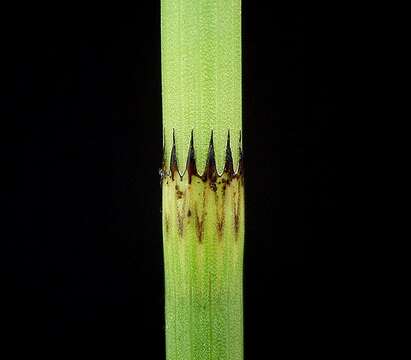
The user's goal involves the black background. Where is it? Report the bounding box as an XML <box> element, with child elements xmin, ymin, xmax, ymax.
<box><xmin>2</xmin><ymin>1</ymin><xmax>341</xmax><ymax>356</ymax></box>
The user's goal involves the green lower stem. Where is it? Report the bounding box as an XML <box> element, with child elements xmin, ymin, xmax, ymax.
<box><xmin>162</xmin><ymin>171</ymin><xmax>244</xmax><ymax>360</ymax></box>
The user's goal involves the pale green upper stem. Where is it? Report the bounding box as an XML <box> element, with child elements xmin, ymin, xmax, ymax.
<box><xmin>161</xmin><ymin>0</ymin><xmax>242</xmax><ymax>175</ymax></box>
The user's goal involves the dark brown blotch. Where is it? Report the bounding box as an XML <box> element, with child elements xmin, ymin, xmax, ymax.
<box><xmin>165</xmin><ymin>214</ymin><xmax>170</xmax><ymax>235</ymax></box>
<box><xmin>233</xmin><ymin>185</ymin><xmax>242</xmax><ymax>239</ymax></box>
<box><xmin>217</xmin><ymin>217</ymin><xmax>224</xmax><ymax>238</ymax></box>
<box><xmin>216</xmin><ymin>193</ymin><xmax>225</xmax><ymax>239</ymax></box>
<box><xmin>234</xmin><ymin>211</ymin><xmax>240</xmax><ymax>237</ymax></box>
<box><xmin>194</xmin><ymin>206</ymin><xmax>205</xmax><ymax>243</ymax></box>
<box><xmin>177</xmin><ymin>211</ymin><xmax>184</xmax><ymax>238</ymax></box>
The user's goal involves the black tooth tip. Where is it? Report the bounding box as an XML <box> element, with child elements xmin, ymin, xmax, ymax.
<box><xmin>224</xmin><ymin>129</ymin><xmax>235</xmax><ymax>176</ymax></box>
<box><xmin>162</xmin><ymin>129</ymin><xmax>243</xmax><ymax>181</ymax></box>
<box><xmin>203</xmin><ymin>131</ymin><xmax>217</xmax><ymax>182</ymax></box>
<box><xmin>186</xmin><ymin>130</ymin><xmax>197</xmax><ymax>184</ymax></box>
<box><xmin>237</xmin><ymin>146</ymin><xmax>244</xmax><ymax>176</ymax></box>
<box><xmin>169</xmin><ymin>129</ymin><xmax>178</xmax><ymax>180</ymax></box>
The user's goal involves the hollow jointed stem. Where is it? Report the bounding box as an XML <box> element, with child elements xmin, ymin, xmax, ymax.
<box><xmin>161</xmin><ymin>1</ymin><xmax>243</xmax><ymax>359</ymax></box>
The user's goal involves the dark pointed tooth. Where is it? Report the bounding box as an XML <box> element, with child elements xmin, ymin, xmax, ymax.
<box><xmin>163</xmin><ymin>129</ymin><xmax>243</xmax><ymax>182</ymax></box>
<box><xmin>202</xmin><ymin>130</ymin><xmax>217</xmax><ymax>183</ymax></box>
<box><xmin>186</xmin><ymin>130</ymin><xmax>197</xmax><ymax>184</ymax></box>
<box><xmin>224</xmin><ymin>129</ymin><xmax>234</xmax><ymax>176</ymax></box>
<box><xmin>237</xmin><ymin>143</ymin><xmax>244</xmax><ymax>177</ymax></box>
<box><xmin>170</xmin><ymin>129</ymin><xmax>179</xmax><ymax>180</ymax></box>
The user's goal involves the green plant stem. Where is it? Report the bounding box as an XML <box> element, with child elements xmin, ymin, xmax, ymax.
<box><xmin>162</xmin><ymin>171</ymin><xmax>244</xmax><ymax>360</ymax></box>
<box><xmin>161</xmin><ymin>1</ymin><xmax>243</xmax><ymax>359</ymax></box>
<box><xmin>161</xmin><ymin>0</ymin><xmax>242</xmax><ymax>174</ymax></box>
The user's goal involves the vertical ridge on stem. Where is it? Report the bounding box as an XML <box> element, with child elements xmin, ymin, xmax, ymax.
<box><xmin>161</xmin><ymin>1</ymin><xmax>243</xmax><ymax>359</ymax></box>
<box><xmin>161</xmin><ymin>0</ymin><xmax>242</xmax><ymax>175</ymax></box>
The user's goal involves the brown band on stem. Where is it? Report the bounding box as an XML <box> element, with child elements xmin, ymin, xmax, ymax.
<box><xmin>161</xmin><ymin>129</ymin><xmax>244</xmax><ymax>182</ymax></box>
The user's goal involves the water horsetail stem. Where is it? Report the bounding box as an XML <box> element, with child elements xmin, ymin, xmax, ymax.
<box><xmin>161</xmin><ymin>1</ymin><xmax>243</xmax><ymax>360</ymax></box>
